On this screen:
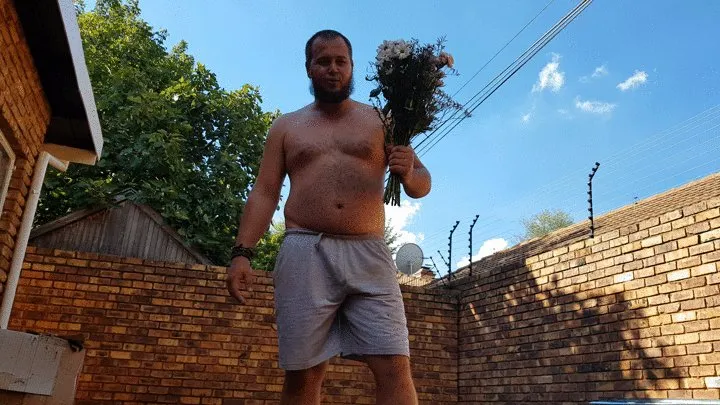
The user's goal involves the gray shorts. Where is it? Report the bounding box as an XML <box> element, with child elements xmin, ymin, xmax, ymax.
<box><xmin>272</xmin><ymin>228</ymin><xmax>410</xmax><ymax>370</ymax></box>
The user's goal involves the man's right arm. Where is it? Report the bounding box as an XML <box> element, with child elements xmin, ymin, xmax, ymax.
<box><xmin>226</xmin><ymin>118</ymin><xmax>286</xmax><ymax>303</ymax></box>
<box><xmin>235</xmin><ymin>119</ymin><xmax>287</xmax><ymax>248</ymax></box>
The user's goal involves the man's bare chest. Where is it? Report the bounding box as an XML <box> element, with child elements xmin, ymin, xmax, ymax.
<box><xmin>284</xmin><ymin>126</ymin><xmax>384</xmax><ymax>170</ymax></box>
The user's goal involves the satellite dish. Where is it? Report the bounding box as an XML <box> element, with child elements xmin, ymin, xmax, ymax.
<box><xmin>395</xmin><ymin>243</ymin><xmax>424</xmax><ymax>276</ymax></box>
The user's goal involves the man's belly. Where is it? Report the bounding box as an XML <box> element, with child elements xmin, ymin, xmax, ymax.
<box><xmin>283</xmin><ymin>182</ymin><xmax>386</xmax><ymax>237</ymax></box>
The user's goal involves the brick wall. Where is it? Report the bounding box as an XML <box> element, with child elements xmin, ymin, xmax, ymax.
<box><xmin>457</xmin><ymin>198</ymin><xmax>720</xmax><ymax>403</ymax></box>
<box><xmin>10</xmin><ymin>193</ymin><xmax>720</xmax><ymax>404</ymax></box>
<box><xmin>10</xmin><ymin>247</ymin><xmax>458</xmax><ymax>405</ymax></box>
<box><xmin>0</xmin><ymin>0</ymin><xmax>52</xmax><ymax>296</ymax></box>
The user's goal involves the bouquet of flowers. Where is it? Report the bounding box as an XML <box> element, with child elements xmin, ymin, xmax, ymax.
<box><xmin>368</xmin><ymin>38</ymin><xmax>469</xmax><ymax>206</ymax></box>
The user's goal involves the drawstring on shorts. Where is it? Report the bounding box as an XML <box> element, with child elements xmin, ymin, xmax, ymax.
<box><xmin>315</xmin><ymin>233</ymin><xmax>324</xmax><ymax>249</ymax></box>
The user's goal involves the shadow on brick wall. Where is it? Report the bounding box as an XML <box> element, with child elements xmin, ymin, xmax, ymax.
<box><xmin>453</xmin><ymin>209</ymin><xmax>720</xmax><ymax>403</ymax></box>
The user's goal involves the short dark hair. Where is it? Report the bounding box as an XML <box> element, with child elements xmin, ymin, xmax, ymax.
<box><xmin>305</xmin><ymin>30</ymin><xmax>353</xmax><ymax>69</ymax></box>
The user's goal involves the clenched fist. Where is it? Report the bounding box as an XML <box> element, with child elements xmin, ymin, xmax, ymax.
<box><xmin>386</xmin><ymin>145</ymin><xmax>417</xmax><ymax>182</ymax></box>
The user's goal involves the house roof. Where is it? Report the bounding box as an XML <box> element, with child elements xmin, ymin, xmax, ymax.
<box><xmin>30</xmin><ymin>200</ymin><xmax>212</xmax><ymax>265</ymax></box>
<box><xmin>396</xmin><ymin>267</ymin><xmax>436</xmax><ymax>287</ymax></box>
<box><xmin>14</xmin><ymin>0</ymin><xmax>103</xmax><ymax>164</ymax></box>
<box><xmin>432</xmin><ymin>172</ymin><xmax>720</xmax><ymax>287</ymax></box>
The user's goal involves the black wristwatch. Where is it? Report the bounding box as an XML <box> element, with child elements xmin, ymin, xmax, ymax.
<box><xmin>231</xmin><ymin>244</ymin><xmax>256</xmax><ymax>261</ymax></box>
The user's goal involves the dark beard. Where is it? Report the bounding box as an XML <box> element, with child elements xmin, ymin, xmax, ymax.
<box><xmin>309</xmin><ymin>76</ymin><xmax>355</xmax><ymax>103</ymax></box>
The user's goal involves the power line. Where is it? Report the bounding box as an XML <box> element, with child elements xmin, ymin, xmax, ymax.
<box><xmin>382</xmin><ymin>1</ymin><xmax>555</xmax><ymax>185</ymax></box>
<box><xmin>462</xmin><ymin>106</ymin><xmax>720</xmax><ymax>217</ymax></box>
<box><xmin>407</xmin><ymin>106</ymin><xmax>720</xmax><ymax>273</ymax></box>
<box><xmin>423</xmin><ymin>144</ymin><xmax>720</xmax><ymax>268</ymax></box>
<box><xmin>444</xmin><ymin>169</ymin><xmax>720</xmax><ymax>275</ymax></box>
<box><xmin>420</xmin><ymin>0</ymin><xmax>592</xmax><ymax>155</ymax></box>
<box><xmin>416</xmin><ymin>0</ymin><xmax>593</xmax><ymax>157</ymax></box>
<box><xmin>412</xmin><ymin>0</ymin><xmax>567</xmax><ymax>152</ymax></box>
<box><xmin>450</xmin><ymin>0</ymin><xmax>556</xmax><ymax>99</ymax></box>
<box><xmin>391</xmin><ymin>0</ymin><xmax>556</xmax><ymax>188</ymax></box>
<box><xmin>472</xmin><ymin>153</ymin><xmax>720</xmax><ymax>241</ymax></box>
<box><xmin>461</xmin><ymin>160</ymin><xmax>720</xmax><ymax>257</ymax></box>
<box><xmin>416</xmin><ymin>106</ymin><xmax>720</xmax><ymax>247</ymax></box>
<box><xmin>440</xmin><ymin>172</ymin><xmax>720</xmax><ymax>287</ymax></box>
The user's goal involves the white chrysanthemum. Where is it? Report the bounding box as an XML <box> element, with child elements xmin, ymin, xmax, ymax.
<box><xmin>376</xmin><ymin>40</ymin><xmax>413</xmax><ymax>66</ymax></box>
<box><xmin>394</xmin><ymin>41</ymin><xmax>412</xmax><ymax>60</ymax></box>
<box><xmin>376</xmin><ymin>50</ymin><xmax>391</xmax><ymax>64</ymax></box>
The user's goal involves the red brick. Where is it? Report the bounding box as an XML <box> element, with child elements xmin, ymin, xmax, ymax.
<box><xmin>677</xmin><ymin>233</ymin><xmax>700</xmax><ymax>249</ymax></box>
<box><xmin>678</xmin><ymin>256</ymin><xmax>702</xmax><ymax>269</ymax></box>
<box><xmin>651</xmin><ymin>259</ymin><xmax>673</xmax><ymax>271</ymax></box>
<box><xmin>642</xmin><ymin>235</ymin><xmax>664</xmax><ymax>248</ymax></box>
<box><xmin>662</xmin><ymin>228</ymin><xmax>687</xmax><ymax>242</ymax></box>
<box><xmin>682</xmin><ymin>299</ymin><xmax>707</xmax><ymax>311</ymax></box>
<box><xmin>686</xmin><ymin>202</ymin><xmax>709</xmax><ymax>216</ymax></box>
<box><xmin>676</xmin><ymin>333</ymin><xmax>700</xmax><ymax>345</ymax></box>
<box><xmin>681</xmin><ymin>377</ymin><xmax>707</xmax><ymax>389</ymax></box>
<box><xmin>694</xmin><ymin>390</ymin><xmax>720</xmax><ymax>400</ymax></box>
<box><xmin>690</xmin><ymin>241</ymin><xmax>716</xmax><ymax>256</ymax></box>
<box><xmin>640</xmin><ymin>217</ymin><xmax>661</xmax><ymax>230</ymax></box>
<box><xmin>697</xmin><ymin>223</ymin><xmax>720</xmax><ymax>241</ymax></box>
<box><xmin>661</xmin><ymin>324</ymin><xmax>684</xmax><ymax>335</ymax></box>
<box><xmin>649</xmin><ymin>223</ymin><xmax>672</xmax><ymax>236</ymax></box>
<box><xmin>690</xmin><ymin>365</ymin><xmax>717</xmax><ymax>377</ymax></box>
<box><xmin>687</xmin><ymin>343</ymin><xmax>714</xmax><ymax>354</ymax></box>
<box><xmin>667</xmin><ymin>269</ymin><xmax>690</xmax><ymax>282</ymax></box>
<box><xmin>622</xmin><ymin>241</ymin><xmax>643</xmax><ymax>254</ymax></box>
<box><xmin>696</xmin><ymin>208</ymin><xmax>720</xmax><ymax>221</ymax></box>
<box><xmin>670</xmin><ymin>290</ymin><xmax>693</xmax><ymax>302</ymax></box>
<box><xmin>695</xmin><ymin>285</ymin><xmax>719</xmax><ymax>298</ymax></box>
<box><xmin>688</xmin><ymin>221</ymin><xmax>712</xmax><ymax>235</ymax></box>
<box><xmin>665</xmin><ymin>248</ymin><xmax>689</xmax><ymax>262</ymax></box>
<box><xmin>703</xmin><ymin>249</ymin><xmax>720</xmax><ymax>264</ymax></box>
<box><xmin>700</xmin><ymin>330</ymin><xmax>720</xmax><ymax>342</ymax></box>
<box><xmin>673</xmin><ymin>216</ymin><xmax>696</xmax><ymax>230</ymax></box>
<box><xmin>692</xmin><ymin>263</ymin><xmax>717</xmax><ymax>277</ymax></box>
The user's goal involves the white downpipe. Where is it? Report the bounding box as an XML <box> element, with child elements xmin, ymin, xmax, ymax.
<box><xmin>0</xmin><ymin>151</ymin><xmax>68</xmax><ymax>329</ymax></box>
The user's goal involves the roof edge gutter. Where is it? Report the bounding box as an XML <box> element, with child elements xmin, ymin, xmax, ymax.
<box><xmin>55</xmin><ymin>0</ymin><xmax>103</xmax><ymax>160</ymax></box>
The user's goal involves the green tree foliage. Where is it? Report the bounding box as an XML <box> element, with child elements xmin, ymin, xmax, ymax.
<box><xmin>384</xmin><ymin>224</ymin><xmax>401</xmax><ymax>255</ymax></box>
<box><xmin>38</xmin><ymin>0</ymin><xmax>277</xmax><ymax>265</ymax></box>
<box><xmin>520</xmin><ymin>209</ymin><xmax>574</xmax><ymax>241</ymax></box>
<box><xmin>253</xmin><ymin>222</ymin><xmax>286</xmax><ymax>271</ymax></box>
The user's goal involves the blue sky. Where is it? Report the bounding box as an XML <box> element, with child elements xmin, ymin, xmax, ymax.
<box><xmin>111</xmin><ymin>0</ymin><xmax>720</xmax><ymax>275</ymax></box>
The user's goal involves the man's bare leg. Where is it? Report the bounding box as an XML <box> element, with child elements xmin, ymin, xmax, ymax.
<box><xmin>365</xmin><ymin>355</ymin><xmax>418</xmax><ymax>405</ymax></box>
<box><xmin>279</xmin><ymin>361</ymin><xmax>329</xmax><ymax>405</ymax></box>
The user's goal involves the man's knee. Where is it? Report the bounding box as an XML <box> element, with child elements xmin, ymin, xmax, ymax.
<box><xmin>365</xmin><ymin>355</ymin><xmax>413</xmax><ymax>383</ymax></box>
<box><xmin>283</xmin><ymin>361</ymin><xmax>328</xmax><ymax>391</ymax></box>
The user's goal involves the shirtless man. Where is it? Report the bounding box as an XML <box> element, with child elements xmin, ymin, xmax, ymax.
<box><xmin>226</xmin><ymin>30</ymin><xmax>431</xmax><ymax>405</ymax></box>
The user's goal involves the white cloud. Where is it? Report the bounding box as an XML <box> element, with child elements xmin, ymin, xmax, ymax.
<box><xmin>456</xmin><ymin>238</ymin><xmax>509</xmax><ymax>268</ymax></box>
<box><xmin>385</xmin><ymin>200</ymin><xmax>424</xmax><ymax>248</ymax></box>
<box><xmin>580</xmin><ymin>64</ymin><xmax>608</xmax><ymax>83</ymax></box>
<box><xmin>592</xmin><ymin>64</ymin><xmax>609</xmax><ymax>78</ymax></box>
<box><xmin>575</xmin><ymin>97</ymin><xmax>616</xmax><ymax>114</ymax></box>
<box><xmin>521</xmin><ymin>103</ymin><xmax>536</xmax><ymax>123</ymax></box>
<box><xmin>617</xmin><ymin>70</ymin><xmax>648</xmax><ymax>91</ymax></box>
<box><xmin>532</xmin><ymin>53</ymin><xmax>564</xmax><ymax>93</ymax></box>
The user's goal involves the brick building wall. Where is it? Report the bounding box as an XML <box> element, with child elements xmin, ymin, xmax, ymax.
<box><xmin>0</xmin><ymin>0</ymin><xmax>52</xmax><ymax>296</ymax></box>
<box><xmin>457</xmin><ymin>197</ymin><xmax>720</xmax><ymax>403</ymax></box>
<box><xmin>10</xmin><ymin>247</ymin><xmax>458</xmax><ymax>405</ymax></box>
